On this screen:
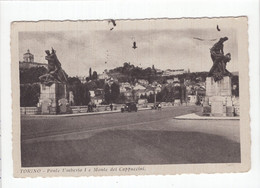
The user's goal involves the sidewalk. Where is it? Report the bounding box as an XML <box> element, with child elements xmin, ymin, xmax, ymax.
<box><xmin>174</xmin><ymin>113</ymin><xmax>240</xmax><ymax>120</ymax></box>
<box><xmin>21</xmin><ymin>107</ymin><xmax>151</xmax><ymax>118</ymax></box>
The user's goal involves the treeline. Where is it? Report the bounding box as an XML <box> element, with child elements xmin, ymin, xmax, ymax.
<box><xmin>20</xmin><ymin>72</ymin><xmax>122</xmax><ymax>106</ymax></box>
<box><xmin>67</xmin><ymin>77</ymin><xmax>120</xmax><ymax>105</ymax></box>
<box><xmin>20</xmin><ymin>84</ymin><xmax>40</xmax><ymax>107</ymax></box>
<box><xmin>20</xmin><ymin>66</ymin><xmax>47</xmax><ymax>84</ymax></box>
<box><xmin>109</xmin><ymin>62</ymin><xmax>157</xmax><ymax>83</ymax></box>
<box><xmin>103</xmin><ymin>82</ymin><xmax>121</xmax><ymax>104</ymax></box>
<box><xmin>109</xmin><ymin>62</ymin><xmax>209</xmax><ymax>84</ymax></box>
<box><xmin>139</xmin><ymin>85</ymin><xmax>186</xmax><ymax>103</ymax></box>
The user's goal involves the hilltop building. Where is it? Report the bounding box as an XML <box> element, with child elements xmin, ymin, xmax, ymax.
<box><xmin>162</xmin><ymin>69</ymin><xmax>187</xmax><ymax>76</ymax></box>
<box><xmin>19</xmin><ymin>49</ymin><xmax>48</xmax><ymax>69</ymax></box>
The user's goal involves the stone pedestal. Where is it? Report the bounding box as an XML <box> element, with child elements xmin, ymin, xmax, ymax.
<box><xmin>39</xmin><ymin>83</ymin><xmax>68</xmax><ymax>114</ymax></box>
<box><xmin>203</xmin><ymin>76</ymin><xmax>234</xmax><ymax>117</ymax></box>
<box><xmin>206</xmin><ymin>76</ymin><xmax>231</xmax><ymax>96</ymax></box>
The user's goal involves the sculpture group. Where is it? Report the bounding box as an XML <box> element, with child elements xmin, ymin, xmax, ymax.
<box><xmin>208</xmin><ymin>37</ymin><xmax>232</xmax><ymax>82</ymax></box>
<box><xmin>39</xmin><ymin>48</ymin><xmax>68</xmax><ymax>86</ymax></box>
<box><xmin>203</xmin><ymin>36</ymin><xmax>235</xmax><ymax>117</ymax></box>
<box><xmin>38</xmin><ymin>48</ymin><xmax>69</xmax><ymax>114</ymax></box>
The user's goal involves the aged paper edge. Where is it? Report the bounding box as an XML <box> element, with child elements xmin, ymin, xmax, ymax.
<box><xmin>11</xmin><ymin>17</ymin><xmax>251</xmax><ymax>178</ymax></box>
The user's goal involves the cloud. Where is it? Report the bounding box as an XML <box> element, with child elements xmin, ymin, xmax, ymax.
<box><xmin>19</xmin><ymin>23</ymin><xmax>238</xmax><ymax>76</ymax></box>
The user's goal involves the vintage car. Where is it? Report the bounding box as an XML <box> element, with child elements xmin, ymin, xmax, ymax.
<box><xmin>151</xmin><ymin>102</ymin><xmax>162</xmax><ymax>110</ymax></box>
<box><xmin>121</xmin><ymin>102</ymin><xmax>138</xmax><ymax>112</ymax></box>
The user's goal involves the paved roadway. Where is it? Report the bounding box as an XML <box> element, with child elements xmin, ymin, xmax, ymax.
<box><xmin>21</xmin><ymin>106</ymin><xmax>240</xmax><ymax>167</ymax></box>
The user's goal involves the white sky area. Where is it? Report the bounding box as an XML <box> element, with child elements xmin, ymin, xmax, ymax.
<box><xmin>19</xmin><ymin>19</ymin><xmax>238</xmax><ymax>77</ymax></box>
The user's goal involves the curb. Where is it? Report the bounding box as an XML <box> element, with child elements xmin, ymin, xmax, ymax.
<box><xmin>174</xmin><ymin>113</ymin><xmax>240</xmax><ymax>120</ymax></box>
<box><xmin>21</xmin><ymin>108</ymin><xmax>152</xmax><ymax>118</ymax></box>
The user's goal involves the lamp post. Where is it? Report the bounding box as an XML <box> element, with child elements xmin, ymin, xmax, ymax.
<box><xmin>154</xmin><ymin>87</ymin><xmax>157</xmax><ymax>106</ymax></box>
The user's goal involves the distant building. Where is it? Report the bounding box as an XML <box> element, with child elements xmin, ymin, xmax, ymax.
<box><xmin>124</xmin><ymin>90</ymin><xmax>133</xmax><ymax>98</ymax></box>
<box><xmin>135</xmin><ymin>89</ymin><xmax>147</xmax><ymax>98</ymax></box>
<box><xmin>145</xmin><ymin>89</ymin><xmax>154</xmax><ymax>96</ymax></box>
<box><xmin>145</xmin><ymin>86</ymin><xmax>154</xmax><ymax>96</ymax></box>
<box><xmin>78</xmin><ymin>76</ymin><xmax>87</xmax><ymax>84</ymax></box>
<box><xmin>19</xmin><ymin>49</ymin><xmax>48</xmax><ymax>69</ymax></box>
<box><xmin>105</xmin><ymin>77</ymin><xmax>118</xmax><ymax>86</ymax></box>
<box><xmin>155</xmin><ymin>69</ymin><xmax>163</xmax><ymax>74</ymax></box>
<box><xmin>89</xmin><ymin>90</ymin><xmax>95</xmax><ymax>97</ymax></box>
<box><xmin>98</xmin><ymin>72</ymin><xmax>109</xmax><ymax>80</ymax></box>
<box><xmin>133</xmin><ymin>84</ymin><xmax>146</xmax><ymax>91</ymax></box>
<box><xmin>166</xmin><ymin>79</ymin><xmax>174</xmax><ymax>84</ymax></box>
<box><xmin>138</xmin><ymin>98</ymin><xmax>148</xmax><ymax>106</ymax></box>
<box><xmin>120</xmin><ymin>86</ymin><xmax>127</xmax><ymax>93</ymax></box>
<box><xmin>162</xmin><ymin>69</ymin><xmax>187</xmax><ymax>76</ymax></box>
<box><xmin>173</xmin><ymin>77</ymin><xmax>181</xmax><ymax>87</ymax></box>
<box><xmin>94</xmin><ymin>89</ymin><xmax>104</xmax><ymax>96</ymax></box>
<box><xmin>121</xmin><ymin>82</ymin><xmax>131</xmax><ymax>88</ymax></box>
<box><xmin>187</xmin><ymin>95</ymin><xmax>197</xmax><ymax>105</ymax></box>
<box><xmin>137</xmin><ymin>79</ymin><xmax>149</xmax><ymax>86</ymax></box>
<box><xmin>120</xmin><ymin>82</ymin><xmax>132</xmax><ymax>93</ymax></box>
<box><xmin>23</xmin><ymin>49</ymin><xmax>34</xmax><ymax>62</ymax></box>
<box><xmin>154</xmin><ymin>86</ymin><xmax>162</xmax><ymax>93</ymax></box>
<box><xmin>196</xmin><ymin>87</ymin><xmax>206</xmax><ymax>97</ymax></box>
<box><xmin>91</xmin><ymin>96</ymin><xmax>103</xmax><ymax>105</ymax></box>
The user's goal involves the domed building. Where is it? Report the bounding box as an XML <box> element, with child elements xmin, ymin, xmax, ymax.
<box><xmin>19</xmin><ymin>49</ymin><xmax>47</xmax><ymax>69</ymax></box>
<box><xmin>23</xmin><ymin>49</ymin><xmax>34</xmax><ymax>62</ymax></box>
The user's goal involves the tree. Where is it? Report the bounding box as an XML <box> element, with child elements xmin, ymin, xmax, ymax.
<box><xmin>68</xmin><ymin>77</ymin><xmax>81</xmax><ymax>85</ymax></box>
<box><xmin>20</xmin><ymin>83</ymin><xmax>40</xmax><ymax>107</ymax></box>
<box><xmin>85</xmin><ymin>77</ymin><xmax>90</xmax><ymax>82</ymax></box>
<box><xmin>116</xmin><ymin>93</ymin><xmax>126</xmax><ymax>104</ymax></box>
<box><xmin>86</xmin><ymin>80</ymin><xmax>97</xmax><ymax>90</ymax></box>
<box><xmin>104</xmin><ymin>84</ymin><xmax>111</xmax><ymax>104</ymax></box>
<box><xmin>110</xmin><ymin>82</ymin><xmax>120</xmax><ymax>103</ymax></box>
<box><xmin>82</xmin><ymin>85</ymin><xmax>91</xmax><ymax>105</ymax></box>
<box><xmin>20</xmin><ymin>66</ymin><xmax>47</xmax><ymax>84</ymax></box>
<box><xmin>156</xmin><ymin>91</ymin><xmax>163</xmax><ymax>102</ymax></box>
<box><xmin>92</xmin><ymin>71</ymin><xmax>98</xmax><ymax>80</ymax></box>
<box><xmin>147</xmin><ymin>93</ymin><xmax>154</xmax><ymax>103</ymax></box>
<box><xmin>89</xmin><ymin>67</ymin><xmax>92</xmax><ymax>80</ymax></box>
<box><xmin>95</xmin><ymin>79</ymin><xmax>105</xmax><ymax>89</ymax></box>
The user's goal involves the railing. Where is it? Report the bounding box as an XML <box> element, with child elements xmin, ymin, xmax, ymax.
<box><xmin>20</xmin><ymin>102</ymin><xmax>190</xmax><ymax>115</ymax></box>
<box><xmin>20</xmin><ymin>107</ymin><xmax>40</xmax><ymax>115</ymax></box>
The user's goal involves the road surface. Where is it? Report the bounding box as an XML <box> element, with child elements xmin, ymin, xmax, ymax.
<box><xmin>21</xmin><ymin>106</ymin><xmax>240</xmax><ymax>167</ymax></box>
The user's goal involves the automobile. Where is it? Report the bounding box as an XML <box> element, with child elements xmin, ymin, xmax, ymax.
<box><xmin>121</xmin><ymin>102</ymin><xmax>138</xmax><ymax>112</ymax></box>
<box><xmin>151</xmin><ymin>102</ymin><xmax>161</xmax><ymax>110</ymax></box>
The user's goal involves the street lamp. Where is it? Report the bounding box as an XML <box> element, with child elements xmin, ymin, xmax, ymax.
<box><xmin>154</xmin><ymin>88</ymin><xmax>157</xmax><ymax>106</ymax></box>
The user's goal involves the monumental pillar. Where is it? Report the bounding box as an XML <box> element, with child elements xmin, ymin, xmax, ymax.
<box><xmin>203</xmin><ymin>37</ymin><xmax>234</xmax><ymax>117</ymax></box>
<box><xmin>38</xmin><ymin>48</ymin><xmax>70</xmax><ymax>114</ymax></box>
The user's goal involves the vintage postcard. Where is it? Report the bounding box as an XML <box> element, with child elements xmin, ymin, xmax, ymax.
<box><xmin>11</xmin><ymin>17</ymin><xmax>250</xmax><ymax>177</ymax></box>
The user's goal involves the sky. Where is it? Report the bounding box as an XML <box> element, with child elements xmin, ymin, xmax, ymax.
<box><xmin>19</xmin><ymin>19</ymin><xmax>238</xmax><ymax>77</ymax></box>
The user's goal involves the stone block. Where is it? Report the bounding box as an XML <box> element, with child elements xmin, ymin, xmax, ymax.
<box><xmin>39</xmin><ymin>83</ymin><xmax>67</xmax><ymax>114</ymax></box>
<box><xmin>41</xmin><ymin>99</ymin><xmax>51</xmax><ymax>114</ymax></box>
<box><xmin>206</xmin><ymin>76</ymin><xmax>232</xmax><ymax>97</ymax></box>
<box><xmin>58</xmin><ymin>98</ymin><xmax>69</xmax><ymax>114</ymax></box>
<box><xmin>234</xmin><ymin>105</ymin><xmax>240</xmax><ymax>116</ymax></box>
<box><xmin>211</xmin><ymin>101</ymin><xmax>224</xmax><ymax>116</ymax></box>
<box><xmin>226</xmin><ymin>97</ymin><xmax>233</xmax><ymax>107</ymax></box>
<box><xmin>203</xmin><ymin>105</ymin><xmax>211</xmax><ymax>115</ymax></box>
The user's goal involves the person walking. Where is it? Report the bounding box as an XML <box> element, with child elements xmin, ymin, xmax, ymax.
<box><xmin>110</xmin><ymin>103</ymin><xmax>113</xmax><ymax>111</ymax></box>
<box><xmin>158</xmin><ymin>103</ymin><xmax>162</xmax><ymax>110</ymax></box>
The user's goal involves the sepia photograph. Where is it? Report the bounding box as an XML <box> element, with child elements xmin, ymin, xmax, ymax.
<box><xmin>11</xmin><ymin>17</ymin><xmax>250</xmax><ymax>177</ymax></box>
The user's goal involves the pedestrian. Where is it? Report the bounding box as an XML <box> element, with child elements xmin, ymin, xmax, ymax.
<box><xmin>87</xmin><ymin>103</ymin><xmax>91</xmax><ymax>112</ymax></box>
<box><xmin>110</xmin><ymin>103</ymin><xmax>113</xmax><ymax>111</ymax></box>
<box><xmin>158</xmin><ymin>103</ymin><xmax>162</xmax><ymax>110</ymax></box>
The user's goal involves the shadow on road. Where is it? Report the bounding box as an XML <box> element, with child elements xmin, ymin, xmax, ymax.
<box><xmin>21</xmin><ymin>129</ymin><xmax>241</xmax><ymax>167</ymax></box>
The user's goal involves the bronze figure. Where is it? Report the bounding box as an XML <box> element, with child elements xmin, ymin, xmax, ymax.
<box><xmin>39</xmin><ymin>48</ymin><xmax>68</xmax><ymax>86</ymax></box>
